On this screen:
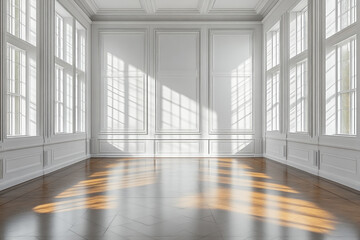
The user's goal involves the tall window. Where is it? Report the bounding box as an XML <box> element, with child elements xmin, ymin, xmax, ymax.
<box><xmin>289</xmin><ymin>0</ymin><xmax>308</xmax><ymax>133</ymax></box>
<box><xmin>6</xmin><ymin>0</ymin><xmax>37</xmax><ymax>136</ymax></box>
<box><xmin>55</xmin><ymin>2</ymin><xmax>86</xmax><ymax>134</ymax></box>
<box><xmin>266</xmin><ymin>22</ymin><xmax>281</xmax><ymax>131</ymax></box>
<box><xmin>325</xmin><ymin>0</ymin><xmax>357</xmax><ymax>136</ymax></box>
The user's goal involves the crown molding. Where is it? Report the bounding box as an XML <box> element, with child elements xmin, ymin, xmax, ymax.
<box><xmin>255</xmin><ymin>0</ymin><xmax>279</xmax><ymax>16</ymax></box>
<box><xmin>96</xmin><ymin>9</ymin><xmax>148</xmax><ymax>16</ymax></box>
<box><xmin>91</xmin><ymin>14</ymin><xmax>262</xmax><ymax>22</ymax></box>
<box><xmin>74</xmin><ymin>0</ymin><xmax>275</xmax><ymax>21</ymax></box>
<box><xmin>73</xmin><ymin>0</ymin><xmax>98</xmax><ymax>16</ymax></box>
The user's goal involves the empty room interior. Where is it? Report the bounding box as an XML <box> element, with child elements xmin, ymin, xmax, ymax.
<box><xmin>1</xmin><ymin>0</ymin><xmax>360</xmax><ymax>239</ymax></box>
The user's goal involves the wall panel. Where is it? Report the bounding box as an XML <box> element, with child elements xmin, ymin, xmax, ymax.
<box><xmin>155</xmin><ymin>30</ymin><xmax>200</xmax><ymax>134</ymax></box>
<box><xmin>209</xmin><ymin>30</ymin><xmax>253</xmax><ymax>134</ymax></box>
<box><xmin>100</xmin><ymin>31</ymin><xmax>148</xmax><ymax>134</ymax></box>
<box><xmin>91</xmin><ymin>23</ymin><xmax>263</xmax><ymax>157</ymax></box>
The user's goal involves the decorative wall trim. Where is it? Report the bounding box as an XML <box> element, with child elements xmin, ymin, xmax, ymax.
<box><xmin>154</xmin><ymin>29</ymin><xmax>201</xmax><ymax>134</ymax></box>
<box><xmin>98</xmin><ymin>29</ymin><xmax>149</xmax><ymax>135</ymax></box>
<box><xmin>0</xmin><ymin>159</ymin><xmax>3</xmax><ymax>180</ymax></box>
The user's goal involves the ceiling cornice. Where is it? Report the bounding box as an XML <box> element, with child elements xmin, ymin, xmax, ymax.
<box><xmin>74</xmin><ymin>0</ymin><xmax>277</xmax><ymax>21</ymax></box>
<box><xmin>74</xmin><ymin>0</ymin><xmax>98</xmax><ymax>16</ymax></box>
<box><xmin>255</xmin><ymin>0</ymin><xmax>279</xmax><ymax>16</ymax></box>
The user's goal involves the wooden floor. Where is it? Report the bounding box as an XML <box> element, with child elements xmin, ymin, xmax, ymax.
<box><xmin>0</xmin><ymin>158</ymin><xmax>360</xmax><ymax>240</ymax></box>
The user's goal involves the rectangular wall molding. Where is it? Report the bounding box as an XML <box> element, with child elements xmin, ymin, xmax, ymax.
<box><xmin>91</xmin><ymin>24</ymin><xmax>263</xmax><ymax>157</ymax></box>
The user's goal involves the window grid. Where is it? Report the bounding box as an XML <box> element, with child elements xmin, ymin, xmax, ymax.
<box><xmin>6</xmin><ymin>0</ymin><xmax>37</xmax><ymax>137</ymax></box>
<box><xmin>266</xmin><ymin>22</ymin><xmax>281</xmax><ymax>132</ymax></box>
<box><xmin>288</xmin><ymin>0</ymin><xmax>309</xmax><ymax>134</ymax></box>
<box><xmin>289</xmin><ymin>60</ymin><xmax>308</xmax><ymax>133</ymax></box>
<box><xmin>266</xmin><ymin>26</ymin><xmax>280</xmax><ymax>71</ymax></box>
<box><xmin>290</xmin><ymin>3</ymin><xmax>308</xmax><ymax>58</ymax></box>
<box><xmin>55</xmin><ymin>2</ymin><xmax>86</xmax><ymax>134</ymax></box>
<box><xmin>325</xmin><ymin>37</ymin><xmax>357</xmax><ymax>136</ymax></box>
<box><xmin>7</xmin><ymin>44</ymin><xmax>27</xmax><ymax>136</ymax></box>
<box><xmin>266</xmin><ymin>71</ymin><xmax>280</xmax><ymax>132</ymax></box>
<box><xmin>326</xmin><ymin>0</ymin><xmax>357</xmax><ymax>38</ymax></box>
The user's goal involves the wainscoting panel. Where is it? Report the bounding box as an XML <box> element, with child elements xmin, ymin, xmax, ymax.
<box><xmin>287</xmin><ymin>141</ymin><xmax>318</xmax><ymax>175</ymax></box>
<box><xmin>209</xmin><ymin>139</ymin><xmax>255</xmax><ymax>155</ymax></box>
<box><xmin>319</xmin><ymin>146</ymin><xmax>360</xmax><ymax>190</ymax></box>
<box><xmin>44</xmin><ymin>140</ymin><xmax>89</xmax><ymax>175</ymax></box>
<box><xmin>155</xmin><ymin>140</ymin><xmax>204</xmax><ymax>156</ymax></box>
<box><xmin>265</xmin><ymin>138</ymin><xmax>286</xmax><ymax>163</ymax></box>
<box><xmin>99</xmin><ymin>139</ymin><xmax>151</xmax><ymax>156</ymax></box>
<box><xmin>0</xmin><ymin>147</ymin><xmax>43</xmax><ymax>191</ymax></box>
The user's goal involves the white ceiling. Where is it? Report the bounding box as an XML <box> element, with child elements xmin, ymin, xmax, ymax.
<box><xmin>75</xmin><ymin>0</ymin><xmax>279</xmax><ymax>21</ymax></box>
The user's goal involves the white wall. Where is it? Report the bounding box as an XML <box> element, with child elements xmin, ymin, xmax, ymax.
<box><xmin>263</xmin><ymin>0</ymin><xmax>360</xmax><ymax>191</ymax></box>
<box><xmin>0</xmin><ymin>0</ymin><xmax>91</xmax><ymax>191</ymax></box>
<box><xmin>91</xmin><ymin>22</ymin><xmax>263</xmax><ymax>157</ymax></box>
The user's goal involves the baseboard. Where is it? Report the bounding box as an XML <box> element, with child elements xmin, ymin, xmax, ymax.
<box><xmin>90</xmin><ymin>154</ymin><xmax>264</xmax><ymax>158</ymax></box>
<box><xmin>0</xmin><ymin>169</ymin><xmax>44</xmax><ymax>192</ymax></box>
<box><xmin>287</xmin><ymin>161</ymin><xmax>318</xmax><ymax>175</ymax></box>
<box><xmin>263</xmin><ymin>154</ymin><xmax>286</xmax><ymax>164</ymax></box>
<box><xmin>319</xmin><ymin>171</ymin><xmax>360</xmax><ymax>192</ymax></box>
<box><xmin>43</xmin><ymin>154</ymin><xmax>91</xmax><ymax>175</ymax></box>
<box><xmin>265</xmin><ymin>154</ymin><xmax>360</xmax><ymax>192</ymax></box>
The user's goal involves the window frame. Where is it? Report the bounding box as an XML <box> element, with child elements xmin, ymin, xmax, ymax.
<box><xmin>54</xmin><ymin>1</ymin><xmax>87</xmax><ymax>135</ymax></box>
<box><xmin>5</xmin><ymin>0</ymin><xmax>39</xmax><ymax>138</ymax></box>
<box><xmin>322</xmin><ymin>0</ymin><xmax>359</xmax><ymax>139</ymax></box>
<box><xmin>288</xmin><ymin>0</ymin><xmax>310</xmax><ymax>134</ymax></box>
<box><xmin>266</xmin><ymin>22</ymin><xmax>282</xmax><ymax>133</ymax></box>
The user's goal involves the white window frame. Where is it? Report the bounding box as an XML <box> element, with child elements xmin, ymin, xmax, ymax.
<box><xmin>266</xmin><ymin>22</ymin><xmax>281</xmax><ymax>132</ymax></box>
<box><xmin>54</xmin><ymin>1</ymin><xmax>86</xmax><ymax>135</ymax></box>
<box><xmin>323</xmin><ymin>0</ymin><xmax>358</xmax><ymax>138</ymax></box>
<box><xmin>288</xmin><ymin>0</ymin><xmax>310</xmax><ymax>134</ymax></box>
<box><xmin>5</xmin><ymin>0</ymin><xmax>38</xmax><ymax>137</ymax></box>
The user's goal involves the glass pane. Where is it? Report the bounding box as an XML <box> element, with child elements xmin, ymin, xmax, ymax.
<box><xmin>7</xmin><ymin>44</ymin><xmax>27</xmax><ymax>136</ymax></box>
<box><xmin>325</xmin><ymin>36</ymin><xmax>356</xmax><ymax>135</ymax></box>
<box><xmin>76</xmin><ymin>21</ymin><xmax>86</xmax><ymax>71</ymax></box>
<box><xmin>7</xmin><ymin>0</ymin><xmax>36</xmax><ymax>45</ymax></box>
<box><xmin>326</xmin><ymin>0</ymin><xmax>357</xmax><ymax>38</ymax></box>
<box><xmin>289</xmin><ymin>0</ymin><xmax>308</xmax><ymax>58</ymax></box>
<box><xmin>55</xmin><ymin>65</ymin><xmax>64</xmax><ymax>133</ymax></box>
<box><xmin>266</xmin><ymin>23</ymin><xmax>280</xmax><ymax>70</ymax></box>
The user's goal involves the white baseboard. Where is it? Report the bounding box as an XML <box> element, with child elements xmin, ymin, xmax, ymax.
<box><xmin>319</xmin><ymin>171</ymin><xmax>360</xmax><ymax>192</ymax></box>
<box><xmin>43</xmin><ymin>154</ymin><xmax>91</xmax><ymax>175</ymax></box>
<box><xmin>0</xmin><ymin>169</ymin><xmax>43</xmax><ymax>192</ymax></box>
<box><xmin>90</xmin><ymin>154</ymin><xmax>264</xmax><ymax>158</ymax></box>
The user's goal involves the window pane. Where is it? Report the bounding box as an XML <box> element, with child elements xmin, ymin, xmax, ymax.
<box><xmin>76</xmin><ymin>21</ymin><xmax>86</xmax><ymax>71</ymax></box>
<box><xmin>290</xmin><ymin>0</ymin><xmax>308</xmax><ymax>58</ymax></box>
<box><xmin>7</xmin><ymin>0</ymin><xmax>36</xmax><ymax>45</ymax></box>
<box><xmin>65</xmin><ymin>71</ymin><xmax>73</xmax><ymax>133</ymax></box>
<box><xmin>289</xmin><ymin>61</ymin><xmax>308</xmax><ymax>133</ymax></box>
<box><xmin>266</xmin><ymin>23</ymin><xmax>280</xmax><ymax>70</ymax></box>
<box><xmin>55</xmin><ymin>2</ymin><xmax>73</xmax><ymax>64</ymax></box>
<box><xmin>55</xmin><ymin>13</ymin><xmax>64</xmax><ymax>60</ymax></box>
<box><xmin>325</xmin><ymin>36</ymin><xmax>356</xmax><ymax>135</ymax></box>
<box><xmin>326</xmin><ymin>0</ymin><xmax>357</xmax><ymax>38</ymax></box>
<box><xmin>75</xmin><ymin>73</ymin><xmax>86</xmax><ymax>132</ymax></box>
<box><xmin>337</xmin><ymin>38</ymin><xmax>356</xmax><ymax>135</ymax></box>
<box><xmin>55</xmin><ymin>65</ymin><xmax>64</xmax><ymax>133</ymax></box>
<box><xmin>266</xmin><ymin>71</ymin><xmax>280</xmax><ymax>131</ymax></box>
<box><xmin>7</xmin><ymin>44</ymin><xmax>27</xmax><ymax>136</ymax></box>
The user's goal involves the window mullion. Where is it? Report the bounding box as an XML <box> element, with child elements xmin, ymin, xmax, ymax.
<box><xmin>72</xmin><ymin>18</ymin><xmax>76</xmax><ymax>134</ymax></box>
